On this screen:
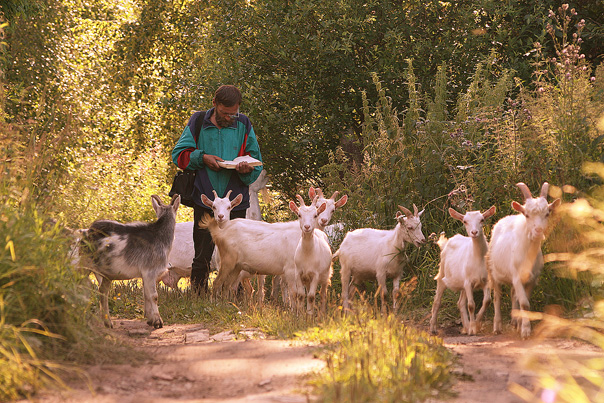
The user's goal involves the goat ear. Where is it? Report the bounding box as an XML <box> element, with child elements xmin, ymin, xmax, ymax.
<box><xmin>448</xmin><ymin>207</ymin><xmax>465</xmax><ymax>221</ymax></box>
<box><xmin>289</xmin><ymin>200</ymin><xmax>299</xmax><ymax>214</ymax></box>
<box><xmin>398</xmin><ymin>205</ymin><xmax>413</xmax><ymax>218</ymax></box>
<box><xmin>335</xmin><ymin>194</ymin><xmax>348</xmax><ymax>208</ymax></box>
<box><xmin>549</xmin><ymin>198</ymin><xmax>561</xmax><ymax>211</ymax></box>
<box><xmin>483</xmin><ymin>205</ymin><xmax>496</xmax><ymax>219</ymax></box>
<box><xmin>201</xmin><ymin>194</ymin><xmax>213</xmax><ymax>208</ymax></box>
<box><xmin>511</xmin><ymin>201</ymin><xmax>525</xmax><ymax>214</ymax></box>
<box><xmin>151</xmin><ymin>195</ymin><xmax>162</xmax><ymax>215</ymax></box>
<box><xmin>171</xmin><ymin>195</ymin><xmax>180</xmax><ymax>212</ymax></box>
<box><xmin>231</xmin><ymin>193</ymin><xmax>243</xmax><ymax>208</ymax></box>
<box><xmin>540</xmin><ymin>182</ymin><xmax>550</xmax><ymax>198</ymax></box>
<box><xmin>317</xmin><ymin>202</ymin><xmax>327</xmax><ymax>214</ymax></box>
<box><xmin>309</xmin><ymin>187</ymin><xmax>316</xmax><ymax>199</ymax></box>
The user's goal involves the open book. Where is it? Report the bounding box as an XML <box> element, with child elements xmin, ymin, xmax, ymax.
<box><xmin>217</xmin><ymin>155</ymin><xmax>263</xmax><ymax>169</ymax></box>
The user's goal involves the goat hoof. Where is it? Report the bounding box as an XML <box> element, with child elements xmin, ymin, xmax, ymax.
<box><xmin>148</xmin><ymin>318</ymin><xmax>163</xmax><ymax>329</ymax></box>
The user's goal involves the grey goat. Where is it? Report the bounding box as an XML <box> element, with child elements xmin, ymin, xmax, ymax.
<box><xmin>81</xmin><ymin>194</ymin><xmax>180</xmax><ymax>328</ymax></box>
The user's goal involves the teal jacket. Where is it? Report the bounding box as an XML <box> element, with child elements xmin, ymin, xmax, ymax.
<box><xmin>172</xmin><ymin>108</ymin><xmax>262</xmax><ymax>210</ymax></box>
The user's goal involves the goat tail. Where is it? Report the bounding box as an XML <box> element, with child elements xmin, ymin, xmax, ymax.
<box><xmin>332</xmin><ymin>249</ymin><xmax>340</xmax><ymax>262</ymax></box>
<box><xmin>198</xmin><ymin>214</ymin><xmax>217</xmax><ymax>232</ymax></box>
<box><xmin>436</xmin><ymin>232</ymin><xmax>448</xmax><ymax>250</ymax></box>
<box><xmin>434</xmin><ymin>264</ymin><xmax>444</xmax><ymax>280</ymax></box>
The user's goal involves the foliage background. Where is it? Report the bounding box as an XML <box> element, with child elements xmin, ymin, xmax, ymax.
<box><xmin>1</xmin><ymin>0</ymin><xmax>603</xmax><ymax>399</ymax></box>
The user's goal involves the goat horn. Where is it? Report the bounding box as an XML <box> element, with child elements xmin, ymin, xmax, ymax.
<box><xmin>330</xmin><ymin>191</ymin><xmax>339</xmax><ymax>200</ymax></box>
<box><xmin>516</xmin><ymin>182</ymin><xmax>533</xmax><ymax>200</ymax></box>
<box><xmin>212</xmin><ymin>190</ymin><xmax>219</xmax><ymax>199</ymax></box>
<box><xmin>316</xmin><ymin>188</ymin><xmax>324</xmax><ymax>198</ymax></box>
<box><xmin>398</xmin><ymin>205</ymin><xmax>413</xmax><ymax>218</ymax></box>
<box><xmin>225</xmin><ymin>190</ymin><xmax>232</xmax><ymax>199</ymax></box>
<box><xmin>540</xmin><ymin>182</ymin><xmax>550</xmax><ymax>198</ymax></box>
<box><xmin>413</xmin><ymin>203</ymin><xmax>419</xmax><ymax>216</ymax></box>
<box><xmin>151</xmin><ymin>194</ymin><xmax>163</xmax><ymax>204</ymax></box>
<box><xmin>296</xmin><ymin>194</ymin><xmax>306</xmax><ymax>206</ymax></box>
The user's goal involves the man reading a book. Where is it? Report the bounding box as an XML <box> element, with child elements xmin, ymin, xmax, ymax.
<box><xmin>172</xmin><ymin>85</ymin><xmax>263</xmax><ymax>294</ymax></box>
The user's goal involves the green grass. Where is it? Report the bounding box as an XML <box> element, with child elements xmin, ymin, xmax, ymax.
<box><xmin>299</xmin><ymin>305</ymin><xmax>455</xmax><ymax>402</ymax></box>
<box><xmin>0</xmin><ymin>302</ymin><xmax>70</xmax><ymax>401</ymax></box>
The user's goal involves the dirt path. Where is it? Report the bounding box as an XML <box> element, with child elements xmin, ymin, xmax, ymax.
<box><xmin>434</xmin><ymin>328</ymin><xmax>602</xmax><ymax>403</ymax></box>
<box><xmin>34</xmin><ymin>320</ymin><xmax>324</xmax><ymax>403</ymax></box>
<box><xmin>31</xmin><ymin>320</ymin><xmax>602</xmax><ymax>403</ymax></box>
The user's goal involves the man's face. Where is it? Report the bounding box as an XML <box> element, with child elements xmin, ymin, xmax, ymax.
<box><xmin>215</xmin><ymin>103</ymin><xmax>239</xmax><ymax>128</ymax></box>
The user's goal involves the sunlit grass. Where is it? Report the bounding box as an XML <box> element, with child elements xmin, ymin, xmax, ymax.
<box><xmin>299</xmin><ymin>305</ymin><xmax>454</xmax><ymax>402</ymax></box>
<box><xmin>0</xmin><ymin>297</ymin><xmax>88</xmax><ymax>401</ymax></box>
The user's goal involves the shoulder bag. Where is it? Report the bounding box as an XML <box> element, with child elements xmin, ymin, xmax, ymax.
<box><xmin>169</xmin><ymin>111</ymin><xmax>206</xmax><ymax>207</ymax></box>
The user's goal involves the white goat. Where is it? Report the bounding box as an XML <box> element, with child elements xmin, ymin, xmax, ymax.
<box><xmin>289</xmin><ymin>195</ymin><xmax>333</xmax><ymax>315</ymax></box>
<box><xmin>430</xmin><ymin>206</ymin><xmax>496</xmax><ymax>335</ymax></box>
<box><xmin>158</xmin><ymin>190</ymin><xmax>242</xmax><ymax>289</ymax></box>
<box><xmin>160</xmin><ymin>171</ymin><xmax>268</xmax><ymax>295</ymax></box>
<box><xmin>309</xmin><ymin>187</ymin><xmax>348</xmax><ymax>231</ymax></box>
<box><xmin>81</xmin><ymin>194</ymin><xmax>180</xmax><ymax>328</ymax></box>
<box><xmin>158</xmin><ymin>221</ymin><xmax>194</xmax><ymax>288</ymax></box>
<box><xmin>198</xmin><ymin>216</ymin><xmax>303</xmax><ymax>305</ymax></box>
<box><xmin>270</xmin><ymin>187</ymin><xmax>348</xmax><ymax>301</ymax></box>
<box><xmin>487</xmin><ymin>182</ymin><xmax>560</xmax><ymax>338</ymax></box>
<box><xmin>246</xmin><ymin>169</ymin><xmax>269</xmax><ymax>220</ymax></box>
<box><xmin>334</xmin><ymin>204</ymin><xmax>426</xmax><ymax>313</ymax></box>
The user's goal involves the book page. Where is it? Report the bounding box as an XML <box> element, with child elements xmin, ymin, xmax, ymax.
<box><xmin>217</xmin><ymin>155</ymin><xmax>262</xmax><ymax>169</ymax></box>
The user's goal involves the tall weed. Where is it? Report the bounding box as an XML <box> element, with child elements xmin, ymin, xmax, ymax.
<box><xmin>301</xmin><ymin>305</ymin><xmax>454</xmax><ymax>402</ymax></box>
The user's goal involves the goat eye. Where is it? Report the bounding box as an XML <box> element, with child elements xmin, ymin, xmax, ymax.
<box><xmin>525</xmin><ymin>215</ymin><xmax>530</xmax><ymax>219</ymax></box>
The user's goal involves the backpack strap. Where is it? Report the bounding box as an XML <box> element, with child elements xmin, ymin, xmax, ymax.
<box><xmin>191</xmin><ymin>110</ymin><xmax>206</xmax><ymax>145</ymax></box>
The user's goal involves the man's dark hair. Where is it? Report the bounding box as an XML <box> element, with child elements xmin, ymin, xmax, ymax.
<box><xmin>214</xmin><ymin>85</ymin><xmax>242</xmax><ymax>107</ymax></box>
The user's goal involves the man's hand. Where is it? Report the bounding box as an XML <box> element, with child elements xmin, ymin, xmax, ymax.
<box><xmin>235</xmin><ymin>161</ymin><xmax>253</xmax><ymax>174</ymax></box>
<box><xmin>203</xmin><ymin>154</ymin><xmax>224</xmax><ymax>171</ymax></box>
